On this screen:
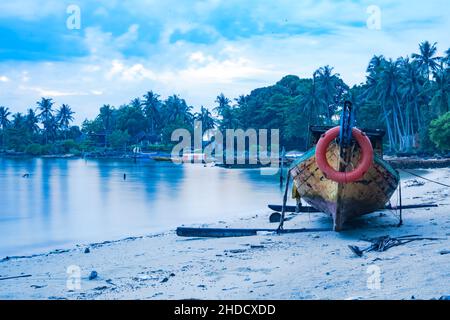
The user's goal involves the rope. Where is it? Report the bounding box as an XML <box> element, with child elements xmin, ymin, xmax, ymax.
<box><xmin>400</xmin><ymin>169</ymin><xmax>450</xmax><ymax>188</ymax></box>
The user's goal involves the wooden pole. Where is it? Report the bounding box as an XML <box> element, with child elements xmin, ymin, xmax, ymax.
<box><xmin>0</xmin><ymin>274</ymin><xmax>32</xmax><ymax>281</ymax></box>
<box><xmin>279</xmin><ymin>146</ymin><xmax>285</xmax><ymax>186</ymax></box>
<box><xmin>277</xmin><ymin>168</ymin><xmax>291</xmax><ymax>232</ymax></box>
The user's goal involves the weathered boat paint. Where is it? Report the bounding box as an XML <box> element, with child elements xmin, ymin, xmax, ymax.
<box><xmin>290</xmin><ymin>141</ymin><xmax>399</xmax><ymax>231</ymax></box>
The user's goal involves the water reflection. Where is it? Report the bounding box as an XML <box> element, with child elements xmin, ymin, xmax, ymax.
<box><xmin>0</xmin><ymin>158</ymin><xmax>283</xmax><ymax>256</ymax></box>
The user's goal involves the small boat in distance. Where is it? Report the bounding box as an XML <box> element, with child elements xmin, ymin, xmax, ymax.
<box><xmin>289</xmin><ymin>101</ymin><xmax>400</xmax><ymax>231</ymax></box>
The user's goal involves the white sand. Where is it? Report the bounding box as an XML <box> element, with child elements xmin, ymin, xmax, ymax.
<box><xmin>0</xmin><ymin>169</ymin><xmax>449</xmax><ymax>300</ymax></box>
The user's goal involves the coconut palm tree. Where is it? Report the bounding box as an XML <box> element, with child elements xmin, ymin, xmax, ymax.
<box><xmin>378</xmin><ymin>59</ymin><xmax>408</xmax><ymax>150</ymax></box>
<box><xmin>300</xmin><ymin>72</ymin><xmax>327</xmax><ymax>148</ymax></box>
<box><xmin>444</xmin><ymin>48</ymin><xmax>450</xmax><ymax>66</ymax></box>
<box><xmin>195</xmin><ymin>106</ymin><xmax>216</xmax><ymax>131</ymax></box>
<box><xmin>142</xmin><ymin>91</ymin><xmax>161</xmax><ymax>135</ymax></box>
<box><xmin>364</xmin><ymin>58</ymin><xmax>397</xmax><ymax>151</ymax></box>
<box><xmin>0</xmin><ymin>106</ymin><xmax>11</xmax><ymax>130</ymax></box>
<box><xmin>25</xmin><ymin>108</ymin><xmax>40</xmax><ymax>134</ymax></box>
<box><xmin>214</xmin><ymin>93</ymin><xmax>231</xmax><ymax>115</ymax></box>
<box><xmin>164</xmin><ymin>95</ymin><xmax>193</xmax><ymax>124</ymax></box>
<box><xmin>367</xmin><ymin>55</ymin><xmax>385</xmax><ymax>75</ymax></box>
<box><xmin>0</xmin><ymin>106</ymin><xmax>11</xmax><ymax>148</ymax></box>
<box><xmin>412</xmin><ymin>41</ymin><xmax>441</xmax><ymax>80</ymax></box>
<box><xmin>399</xmin><ymin>57</ymin><xmax>425</xmax><ymax>140</ymax></box>
<box><xmin>36</xmin><ymin>97</ymin><xmax>54</xmax><ymax>144</ymax></box>
<box><xmin>12</xmin><ymin>112</ymin><xmax>26</xmax><ymax>129</ymax></box>
<box><xmin>315</xmin><ymin>65</ymin><xmax>339</xmax><ymax>123</ymax></box>
<box><xmin>98</xmin><ymin>104</ymin><xmax>114</xmax><ymax>147</ymax></box>
<box><xmin>57</xmin><ymin>104</ymin><xmax>75</xmax><ymax>138</ymax></box>
<box><xmin>214</xmin><ymin>93</ymin><xmax>239</xmax><ymax>129</ymax></box>
<box><xmin>431</xmin><ymin>67</ymin><xmax>450</xmax><ymax>114</ymax></box>
<box><xmin>130</xmin><ymin>98</ymin><xmax>142</xmax><ymax>110</ymax></box>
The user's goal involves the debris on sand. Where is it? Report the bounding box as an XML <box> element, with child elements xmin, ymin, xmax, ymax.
<box><xmin>349</xmin><ymin>235</ymin><xmax>443</xmax><ymax>257</ymax></box>
<box><xmin>88</xmin><ymin>271</ymin><xmax>98</xmax><ymax>280</ymax></box>
<box><xmin>405</xmin><ymin>179</ymin><xmax>425</xmax><ymax>187</ymax></box>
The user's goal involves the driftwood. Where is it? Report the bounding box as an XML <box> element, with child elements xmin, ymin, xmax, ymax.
<box><xmin>176</xmin><ymin>227</ymin><xmax>331</xmax><ymax>238</ymax></box>
<box><xmin>0</xmin><ymin>274</ymin><xmax>32</xmax><ymax>281</ymax></box>
<box><xmin>268</xmin><ymin>204</ymin><xmax>320</xmax><ymax>213</ymax></box>
<box><xmin>388</xmin><ymin>158</ymin><xmax>450</xmax><ymax>169</ymax></box>
<box><xmin>349</xmin><ymin>235</ymin><xmax>443</xmax><ymax>257</ymax></box>
<box><xmin>268</xmin><ymin>203</ymin><xmax>437</xmax><ymax>214</ymax></box>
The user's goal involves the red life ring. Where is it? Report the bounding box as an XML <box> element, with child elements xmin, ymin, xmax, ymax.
<box><xmin>315</xmin><ymin>126</ymin><xmax>373</xmax><ymax>183</ymax></box>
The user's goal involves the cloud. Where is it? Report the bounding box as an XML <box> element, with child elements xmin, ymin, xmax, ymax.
<box><xmin>105</xmin><ymin>60</ymin><xmax>157</xmax><ymax>81</ymax></box>
<box><xmin>0</xmin><ymin>0</ymin><xmax>64</xmax><ymax>20</ymax></box>
<box><xmin>20</xmin><ymin>86</ymin><xmax>87</xmax><ymax>97</ymax></box>
<box><xmin>0</xmin><ymin>0</ymin><xmax>449</xmax><ymax>124</ymax></box>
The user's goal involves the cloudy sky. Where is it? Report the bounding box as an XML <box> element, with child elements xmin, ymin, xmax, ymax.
<box><xmin>0</xmin><ymin>0</ymin><xmax>449</xmax><ymax>124</ymax></box>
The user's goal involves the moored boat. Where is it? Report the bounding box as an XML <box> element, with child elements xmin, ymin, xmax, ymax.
<box><xmin>289</xmin><ymin>102</ymin><xmax>400</xmax><ymax>231</ymax></box>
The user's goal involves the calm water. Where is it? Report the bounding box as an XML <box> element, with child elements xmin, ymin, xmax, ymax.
<box><xmin>0</xmin><ymin>158</ymin><xmax>284</xmax><ymax>257</ymax></box>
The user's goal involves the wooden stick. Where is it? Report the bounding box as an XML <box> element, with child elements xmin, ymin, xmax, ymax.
<box><xmin>268</xmin><ymin>203</ymin><xmax>437</xmax><ymax>213</ymax></box>
<box><xmin>277</xmin><ymin>168</ymin><xmax>291</xmax><ymax>231</ymax></box>
<box><xmin>0</xmin><ymin>274</ymin><xmax>32</xmax><ymax>281</ymax></box>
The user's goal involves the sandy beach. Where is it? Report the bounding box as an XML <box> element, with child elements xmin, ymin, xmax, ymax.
<box><xmin>0</xmin><ymin>168</ymin><xmax>449</xmax><ymax>300</ymax></box>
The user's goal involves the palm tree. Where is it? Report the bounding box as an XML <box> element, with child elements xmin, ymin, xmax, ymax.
<box><xmin>367</xmin><ymin>55</ymin><xmax>385</xmax><ymax>75</ymax></box>
<box><xmin>142</xmin><ymin>91</ymin><xmax>161</xmax><ymax>135</ymax></box>
<box><xmin>164</xmin><ymin>95</ymin><xmax>193</xmax><ymax>124</ymax></box>
<box><xmin>315</xmin><ymin>65</ymin><xmax>339</xmax><ymax>123</ymax></box>
<box><xmin>412</xmin><ymin>41</ymin><xmax>441</xmax><ymax>80</ymax></box>
<box><xmin>195</xmin><ymin>106</ymin><xmax>216</xmax><ymax>131</ymax></box>
<box><xmin>12</xmin><ymin>112</ymin><xmax>26</xmax><ymax>129</ymax></box>
<box><xmin>99</xmin><ymin>104</ymin><xmax>114</xmax><ymax>147</ymax></box>
<box><xmin>380</xmin><ymin>59</ymin><xmax>404</xmax><ymax>150</ymax></box>
<box><xmin>399</xmin><ymin>57</ymin><xmax>425</xmax><ymax>139</ymax></box>
<box><xmin>130</xmin><ymin>98</ymin><xmax>142</xmax><ymax>110</ymax></box>
<box><xmin>444</xmin><ymin>48</ymin><xmax>450</xmax><ymax>66</ymax></box>
<box><xmin>364</xmin><ymin>57</ymin><xmax>396</xmax><ymax>151</ymax></box>
<box><xmin>36</xmin><ymin>97</ymin><xmax>54</xmax><ymax>144</ymax></box>
<box><xmin>25</xmin><ymin>108</ymin><xmax>40</xmax><ymax>134</ymax></box>
<box><xmin>301</xmin><ymin>73</ymin><xmax>326</xmax><ymax>148</ymax></box>
<box><xmin>57</xmin><ymin>104</ymin><xmax>75</xmax><ymax>138</ymax></box>
<box><xmin>214</xmin><ymin>93</ymin><xmax>231</xmax><ymax>115</ymax></box>
<box><xmin>214</xmin><ymin>93</ymin><xmax>238</xmax><ymax>129</ymax></box>
<box><xmin>0</xmin><ymin>106</ymin><xmax>10</xmax><ymax>129</ymax></box>
<box><xmin>431</xmin><ymin>67</ymin><xmax>450</xmax><ymax>114</ymax></box>
<box><xmin>0</xmin><ymin>106</ymin><xmax>11</xmax><ymax>148</ymax></box>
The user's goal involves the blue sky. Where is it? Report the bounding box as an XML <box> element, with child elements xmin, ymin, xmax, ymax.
<box><xmin>0</xmin><ymin>0</ymin><xmax>449</xmax><ymax>123</ymax></box>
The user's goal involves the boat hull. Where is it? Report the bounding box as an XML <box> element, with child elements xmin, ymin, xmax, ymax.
<box><xmin>290</xmin><ymin>142</ymin><xmax>399</xmax><ymax>231</ymax></box>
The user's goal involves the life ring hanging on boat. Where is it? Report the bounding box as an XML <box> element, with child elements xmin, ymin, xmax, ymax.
<box><xmin>315</xmin><ymin>126</ymin><xmax>373</xmax><ymax>183</ymax></box>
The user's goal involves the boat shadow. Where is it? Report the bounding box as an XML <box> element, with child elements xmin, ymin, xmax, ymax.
<box><xmin>337</xmin><ymin>211</ymin><xmax>402</xmax><ymax>239</ymax></box>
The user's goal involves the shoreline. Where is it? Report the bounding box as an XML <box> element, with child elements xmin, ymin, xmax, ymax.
<box><xmin>0</xmin><ymin>168</ymin><xmax>448</xmax><ymax>300</ymax></box>
<box><xmin>1</xmin><ymin>153</ymin><xmax>450</xmax><ymax>169</ymax></box>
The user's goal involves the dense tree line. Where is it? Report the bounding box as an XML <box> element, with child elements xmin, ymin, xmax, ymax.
<box><xmin>0</xmin><ymin>98</ymin><xmax>81</xmax><ymax>155</ymax></box>
<box><xmin>0</xmin><ymin>41</ymin><xmax>449</xmax><ymax>156</ymax></box>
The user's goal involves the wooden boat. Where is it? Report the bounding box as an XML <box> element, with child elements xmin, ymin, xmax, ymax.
<box><xmin>289</xmin><ymin>113</ymin><xmax>400</xmax><ymax>231</ymax></box>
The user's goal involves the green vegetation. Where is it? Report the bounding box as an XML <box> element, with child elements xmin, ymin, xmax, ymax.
<box><xmin>0</xmin><ymin>41</ymin><xmax>449</xmax><ymax>156</ymax></box>
<box><xmin>429</xmin><ymin>112</ymin><xmax>450</xmax><ymax>151</ymax></box>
